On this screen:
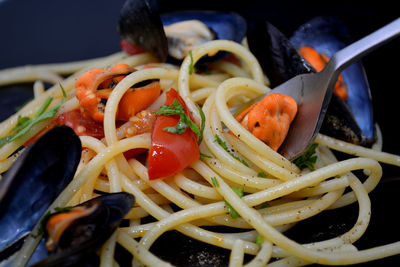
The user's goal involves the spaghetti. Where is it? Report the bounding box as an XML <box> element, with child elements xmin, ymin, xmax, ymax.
<box><xmin>1</xmin><ymin>38</ymin><xmax>400</xmax><ymax>266</ymax></box>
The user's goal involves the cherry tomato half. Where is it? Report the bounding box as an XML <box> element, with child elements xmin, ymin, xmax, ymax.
<box><xmin>147</xmin><ymin>89</ymin><xmax>200</xmax><ymax>180</ymax></box>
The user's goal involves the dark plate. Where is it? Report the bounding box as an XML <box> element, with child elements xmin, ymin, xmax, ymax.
<box><xmin>1</xmin><ymin>0</ymin><xmax>399</xmax><ymax>266</ymax></box>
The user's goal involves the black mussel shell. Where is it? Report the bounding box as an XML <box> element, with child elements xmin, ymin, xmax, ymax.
<box><xmin>118</xmin><ymin>0</ymin><xmax>168</xmax><ymax>61</ymax></box>
<box><xmin>290</xmin><ymin>16</ymin><xmax>375</xmax><ymax>145</ymax></box>
<box><xmin>321</xmin><ymin>93</ymin><xmax>365</xmax><ymax>144</ymax></box>
<box><xmin>246</xmin><ymin>19</ymin><xmax>315</xmax><ymax>86</ymax></box>
<box><xmin>0</xmin><ymin>126</ymin><xmax>81</xmax><ymax>262</ymax></box>
<box><xmin>31</xmin><ymin>192</ymin><xmax>135</xmax><ymax>267</ymax></box>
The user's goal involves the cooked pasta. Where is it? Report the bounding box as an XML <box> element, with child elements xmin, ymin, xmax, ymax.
<box><xmin>1</xmin><ymin>38</ymin><xmax>400</xmax><ymax>267</ymax></box>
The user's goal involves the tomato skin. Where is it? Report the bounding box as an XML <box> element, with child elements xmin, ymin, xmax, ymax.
<box><xmin>147</xmin><ymin>89</ymin><xmax>200</xmax><ymax>180</ymax></box>
<box><xmin>123</xmin><ymin>148</ymin><xmax>147</xmax><ymax>159</ymax></box>
<box><xmin>120</xmin><ymin>39</ymin><xmax>146</xmax><ymax>55</ymax></box>
<box><xmin>57</xmin><ymin>109</ymin><xmax>105</xmax><ymax>139</ymax></box>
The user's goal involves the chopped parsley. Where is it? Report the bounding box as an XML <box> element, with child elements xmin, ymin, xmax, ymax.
<box><xmin>225</xmin><ymin>186</ymin><xmax>244</xmax><ymax>219</ymax></box>
<box><xmin>188</xmin><ymin>50</ymin><xmax>194</xmax><ymax>75</ymax></box>
<box><xmin>211</xmin><ymin>177</ymin><xmax>219</xmax><ymax>187</ymax></box>
<box><xmin>200</xmin><ymin>153</ymin><xmax>212</xmax><ymax>159</ymax></box>
<box><xmin>257</xmin><ymin>172</ymin><xmax>267</xmax><ymax>178</ymax></box>
<box><xmin>256</xmin><ymin>235</ymin><xmax>264</xmax><ymax>246</ymax></box>
<box><xmin>196</xmin><ymin>103</ymin><xmax>206</xmax><ymax>145</ymax></box>
<box><xmin>0</xmin><ymin>85</ymin><xmax>67</xmax><ymax>147</ymax></box>
<box><xmin>214</xmin><ymin>134</ymin><xmax>249</xmax><ymax>167</ymax></box>
<box><xmin>261</xmin><ymin>202</ymin><xmax>271</xmax><ymax>209</ymax></box>
<box><xmin>293</xmin><ymin>143</ymin><xmax>318</xmax><ymax>170</ymax></box>
<box><xmin>154</xmin><ymin>98</ymin><xmax>205</xmax><ymax>144</ymax></box>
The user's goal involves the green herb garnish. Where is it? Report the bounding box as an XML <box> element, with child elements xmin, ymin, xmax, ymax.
<box><xmin>261</xmin><ymin>202</ymin><xmax>271</xmax><ymax>209</ymax></box>
<box><xmin>257</xmin><ymin>172</ymin><xmax>267</xmax><ymax>178</ymax></box>
<box><xmin>225</xmin><ymin>202</ymin><xmax>240</xmax><ymax>219</ymax></box>
<box><xmin>214</xmin><ymin>134</ymin><xmax>249</xmax><ymax>167</ymax></box>
<box><xmin>154</xmin><ymin>98</ymin><xmax>205</xmax><ymax>144</ymax></box>
<box><xmin>196</xmin><ymin>103</ymin><xmax>206</xmax><ymax>145</ymax></box>
<box><xmin>225</xmin><ymin>186</ymin><xmax>244</xmax><ymax>219</ymax></box>
<box><xmin>293</xmin><ymin>143</ymin><xmax>318</xmax><ymax>170</ymax></box>
<box><xmin>256</xmin><ymin>235</ymin><xmax>264</xmax><ymax>246</ymax></box>
<box><xmin>200</xmin><ymin>153</ymin><xmax>212</xmax><ymax>159</ymax></box>
<box><xmin>0</xmin><ymin>85</ymin><xmax>67</xmax><ymax>147</ymax></box>
<box><xmin>211</xmin><ymin>177</ymin><xmax>219</xmax><ymax>187</ymax></box>
<box><xmin>188</xmin><ymin>50</ymin><xmax>194</xmax><ymax>75</ymax></box>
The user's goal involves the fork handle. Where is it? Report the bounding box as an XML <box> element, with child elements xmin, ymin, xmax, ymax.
<box><xmin>325</xmin><ymin>18</ymin><xmax>400</xmax><ymax>84</ymax></box>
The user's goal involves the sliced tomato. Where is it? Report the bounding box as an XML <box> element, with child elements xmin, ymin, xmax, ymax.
<box><xmin>56</xmin><ymin>109</ymin><xmax>105</xmax><ymax>139</ymax></box>
<box><xmin>147</xmin><ymin>89</ymin><xmax>200</xmax><ymax>180</ymax></box>
<box><xmin>120</xmin><ymin>39</ymin><xmax>146</xmax><ymax>55</ymax></box>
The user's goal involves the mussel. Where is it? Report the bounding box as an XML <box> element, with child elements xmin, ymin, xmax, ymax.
<box><xmin>118</xmin><ymin>0</ymin><xmax>247</xmax><ymax>63</ymax></box>
<box><xmin>30</xmin><ymin>192</ymin><xmax>135</xmax><ymax>267</ymax></box>
<box><xmin>0</xmin><ymin>126</ymin><xmax>81</xmax><ymax>263</ymax></box>
<box><xmin>246</xmin><ymin>17</ymin><xmax>376</xmax><ymax>147</ymax></box>
<box><xmin>289</xmin><ymin>16</ymin><xmax>375</xmax><ymax>145</ymax></box>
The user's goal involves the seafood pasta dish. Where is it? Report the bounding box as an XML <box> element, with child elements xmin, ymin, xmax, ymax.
<box><xmin>0</xmin><ymin>0</ymin><xmax>399</xmax><ymax>266</ymax></box>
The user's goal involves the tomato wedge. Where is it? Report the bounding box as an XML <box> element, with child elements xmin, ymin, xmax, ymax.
<box><xmin>147</xmin><ymin>89</ymin><xmax>200</xmax><ymax>180</ymax></box>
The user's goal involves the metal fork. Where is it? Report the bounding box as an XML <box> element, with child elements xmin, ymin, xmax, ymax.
<box><xmin>269</xmin><ymin>18</ymin><xmax>400</xmax><ymax>160</ymax></box>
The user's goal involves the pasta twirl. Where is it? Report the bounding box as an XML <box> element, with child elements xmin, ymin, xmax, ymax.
<box><xmin>1</xmin><ymin>39</ymin><xmax>400</xmax><ymax>267</ymax></box>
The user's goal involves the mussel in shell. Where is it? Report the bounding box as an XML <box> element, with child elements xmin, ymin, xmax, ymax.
<box><xmin>118</xmin><ymin>0</ymin><xmax>246</xmax><ymax>63</ymax></box>
<box><xmin>289</xmin><ymin>16</ymin><xmax>375</xmax><ymax>145</ymax></box>
<box><xmin>0</xmin><ymin>126</ymin><xmax>81</xmax><ymax>262</ymax></box>
<box><xmin>246</xmin><ymin>17</ymin><xmax>376</xmax><ymax>147</ymax></box>
<box><xmin>30</xmin><ymin>193</ymin><xmax>135</xmax><ymax>267</ymax></box>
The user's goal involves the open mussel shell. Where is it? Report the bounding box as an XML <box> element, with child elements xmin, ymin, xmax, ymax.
<box><xmin>118</xmin><ymin>0</ymin><xmax>168</xmax><ymax>62</ymax></box>
<box><xmin>246</xmin><ymin>18</ymin><xmax>375</xmax><ymax>147</ymax></box>
<box><xmin>0</xmin><ymin>126</ymin><xmax>81</xmax><ymax>262</ymax></box>
<box><xmin>118</xmin><ymin>0</ymin><xmax>246</xmax><ymax>64</ymax></box>
<box><xmin>30</xmin><ymin>192</ymin><xmax>135</xmax><ymax>267</ymax></box>
<box><xmin>289</xmin><ymin>16</ymin><xmax>375</xmax><ymax>145</ymax></box>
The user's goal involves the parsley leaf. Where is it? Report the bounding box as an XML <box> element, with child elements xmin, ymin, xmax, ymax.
<box><xmin>293</xmin><ymin>143</ymin><xmax>318</xmax><ymax>170</ymax></box>
<box><xmin>215</xmin><ymin>134</ymin><xmax>249</xmax><ymax>167</ymax></box>
<box><xmin>261</xmin><ymin>202</ymin><xmax>271</xmax><ymax>209</ymax></box>
<box><xmin>256</xmin><ymin>235</ymin><xmax>264</xmax><ymax>246</ymax></box>
<box><xmin>211</xmin><ymin>177</ymin><xmax>219</xmax><ymax>187</ymax></box>
<box><xmin>225</xmin><ymin>186</ymin><xmax>244</xmax><ymax>219</ymax></box>
<box><xmin>196</xmin><ymin>103</ymin><xmax>206</xmax><ymax>145</ymax></box>
<box><xmin>257</xmin><ymin>172</ymin><xmax>267</xmax><ymax>178</ymax></box>
<box><xmin>225</xmin><ymin>202</ymin><xmax>240</xmax><ymax>219</ymax></box>
<box><xmin>154</xmin><ymin>98</ymin><xmax>205</xmax><ymax>144</ymax></box>
<box><xmin>188</xmin><ymin>50</ymin><xmax>194</xmax><ymax>75</ymax></box>
<box><xmin>37</xmin><ymin>210</ymin><xmax>51</xmax><ymax>236</ymax></box>
<box><xmin>0</xmin><ymin>85</ymin><xmax>67</xmax><ymax>147</ymax></box>
<box><xmin>200</xmin><ymin>153</ymin><xmax>212</xmax><ymax>159</ymax></box>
